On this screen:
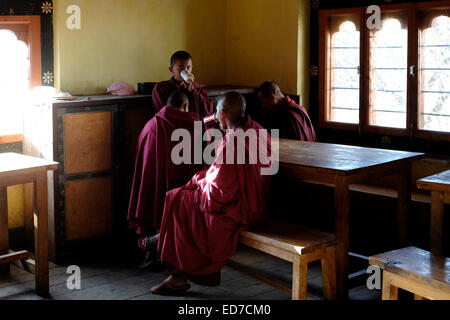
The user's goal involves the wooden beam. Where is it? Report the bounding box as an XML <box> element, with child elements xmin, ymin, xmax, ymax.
<box><xmin>226</xmin><ymin>260</ymin><xmax>317</xmax><ymax>300</ymax></box>
<box><xmin>226</xmin><ymin>260</ymin><xmax>291</xmax><ymax>295</ymax></box>
<box><xmin>334</xmin><ymin>176</ymin><xmax>350</xmax><ymax>299</ymax></box>
<box><xmin>34</xmin><ymin>170</ymin><xmax>49</xmax><ymax>296</ymax></box>
<box><xmin>444</xmin><ymin>192</ymin><xmax>450</xmax><ymax>205</ymax></box>
<box><xmin>385</xmin><ymin>270</ymin><xmax>450</xmax><ymax>300</ymax></box>
<box><xmin>397</xmin><ymin>167</ymin><xmax>412</xmax><ymax>247</ymax></box>
<box><xmin>0</xmin><ymin>134</ymin><xmax>23</xmax><ymax>144</ymax></box>
<box><xmin>382</xmin><ymin>271</ymin><xmax>399</xmax><ymax>300</ymax></box>
<box><xmin>0</xmin><ymin>250</ymin><xmax>31</xmax><ymax>265</ymax></box>
<box><xmin>430</xmin><ymin>191</ymin><xmax>445</xmax><ymax>255</ymax></box>
<box><xmin>0</xmin><ymin>187</ymin><xmax>9</xmax><ymax>274</ymax></box>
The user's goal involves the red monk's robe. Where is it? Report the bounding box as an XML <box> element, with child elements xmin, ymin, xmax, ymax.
<box><xmin>158</xmin><ymin>116</ymin><xmax>272</xmax><ymax>285</ymax></box>
<box><xmin>152</xmin><ymin>77</ymin><xmax>214</xmax><ymax>118</ymax></box>
<box><xmin>269</xmin><ymin>96</ymin><xmax>317</xmax><ymax>141</ymax></box>
<box><xmin>127</xmin><ymin>106</ymin><xmax>203</xmax><ymax>235</ymax></box>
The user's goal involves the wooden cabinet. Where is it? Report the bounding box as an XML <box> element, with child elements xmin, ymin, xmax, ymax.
<box><xmin>23</xmin><ymin>95</ymin><xmax>154</xmax><ymax>262</ymax></box>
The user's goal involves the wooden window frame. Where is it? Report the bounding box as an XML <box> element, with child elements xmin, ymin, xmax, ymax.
<box><xmin>362</xmin><ymin>3</ymin><xmax>414</xmax><ymax>137</ymax></box>
<box><xmin>319</xmin><ymin>7</ymin><xmax>364</xmax><ymax>133</ymax></box>
<box><xmin>318</xmin><ymin>1</ymin><xmax>450</xmax><ymax>141</ymax></box>
<box><xmin>0</xmin><ymin>15</ymin><xmax>42</xmax><ymax>88</ymax></box>
<box><xmin>415</xmin><ymin>0</ymin><xmax>450</xmax><ymax>141</ymax></box>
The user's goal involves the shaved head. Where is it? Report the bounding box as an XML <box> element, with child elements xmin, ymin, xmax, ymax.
<box><xmin>217</xmin><ymin>92</ymin><xmax>246</xmax><ymax>120</ymax></box>
<box><xmin>257</xmin><ymin>80</ymin><xmax>285</xmax><ymax>109</ymax></box>
<box><xmin>170</xmin><ymin>50</ymin><xmax>192</xmax><ymax>66</ymax></box>
<box><xmin>216</xmin><ymin>91</ymin><xmax>246</xmax><ymax>129</ymax></box>
<box><xmin>167</xmin><ymin>90</ymin><xmax>189</xmax><ymax>111</ymax></box>
<box><xmin>258</xmin><ymin>81</ymin><xmax>283</xmax><ymax>98</ymax></box>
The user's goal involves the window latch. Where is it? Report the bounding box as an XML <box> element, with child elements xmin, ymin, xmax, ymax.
<box><xmin>409</xmin><ymin>65</ymin><xmax>416</xmax><ymax>77</ymax></box>
<box><xmin>357</xmin><ymin>66</ymin><xmax>361</xmax><ymax>75</ymax></box>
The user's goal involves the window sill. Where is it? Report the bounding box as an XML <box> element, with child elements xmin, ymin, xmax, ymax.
<box><xmin>0</xmin><ymin>134</ymin><xmax>23</xmax><ymax>145</ymax></box>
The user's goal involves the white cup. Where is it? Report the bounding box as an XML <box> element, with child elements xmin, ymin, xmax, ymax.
<box><xmin>181</xmin><ymin>70</ymin><xmax>195</xmax><ymax>84</ymax></box>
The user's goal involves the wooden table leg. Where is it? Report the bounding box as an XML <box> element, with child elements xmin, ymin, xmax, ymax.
<box><xmin>292</xmin><ymin>255</ymin><xmax>308</xmax><ymax>300</ymax></box>
<box><xmin>430</xmin><ymin>191</ymin><xmax>444</xmax><ymax>256</ymax></box>
<box><xmin>23</xmin><ymin>182</ymin><xmax>35</xmax><ymax>251</ymax></box>
<box><xmin>334</xmin><ymin>176</ymin><xmax>350</xmax><ymax>300</ymax></box>
<box><xmin>381</xmin><ymin>271</ymin><xmax>398</xmax><ymax>300</ymax></box>
<box><xmin>397</xmin><ymin>167</ymin><xmax>411</xmax><ymax>247</ymax></box>
<box><xmin>34</xmin><ymin>170</ymin><xmax>49</xmax><ymax>296</ymax></box>
<box><xmin>0</xmin><ymin>187</ymin><xmax>10</xmax><ymax>274</ymax></box>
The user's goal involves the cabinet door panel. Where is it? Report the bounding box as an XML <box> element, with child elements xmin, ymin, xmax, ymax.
<box><xmin>64</xmin><ymin>112</ymin><xmax>112</xmax><ymax>175</ymax></box>
<box><xmin>65</xmin><ymin>177</ymin><xmax>112</xmax><ymax>240</ymax></box>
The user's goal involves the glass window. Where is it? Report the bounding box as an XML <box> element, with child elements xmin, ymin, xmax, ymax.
<box><xmin>0</xmin><ymin>29</ymin><xmax>30</xmax><ymax>135</ymax></box>
<box><xmin>327</xmin><ymin>17</ymin><xmax>360</xmax><ymax>124</ymax></box>
<box><xmin>369</xmin><ymin>13</ymin><xmax>408</xmax><ymax>129</ymax></box>
<box><xmin>419</xmin><ymin>14</ymin><xmax>450</xmax><ymax>133</ymax></box>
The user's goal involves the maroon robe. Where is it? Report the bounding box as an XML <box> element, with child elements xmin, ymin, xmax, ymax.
<box><xmin>127</xmin><ymin>106</ymin><xmax>203</xmax><ymax>235</ymax></box>
<box><xmin>158</xmin><ymin>116</ymin><xmax>272</xmax><ymax>285</ymax></box>
<box><xmin>152</xmin><ymin>77</ymin><xmax>214</xmax><ymax>118</ymax></box>
<box><xmin>269</xmin><ymin>96</ymin><xmax>317</xmax><ymax>141</ymax></box>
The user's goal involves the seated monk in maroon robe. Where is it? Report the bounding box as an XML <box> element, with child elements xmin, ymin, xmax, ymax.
<box><xmin>143</xmin><ymin>92</ymin><xmax>272</xmax><ymax>294</ymax></box>
<box><xmin>127</xmin><ymin>91</ymin><xmax>203</xmax><ymax>241</ymax></box>
<box><xmin>152</xmin><ymin>50</ymin><xmax>214</xmax><ymax>118</ymax></box>
<box><xmin>257</xmin><ymin>81</ymin><xmax>317</xmax><ymax>141</ymax></box>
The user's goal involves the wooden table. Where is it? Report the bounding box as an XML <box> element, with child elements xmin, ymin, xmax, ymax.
<box><xmin>417</xmin><ymin>170</ymin><xmax>450</xmax><ymax>256</ymax></box>
<box><xmin>275</xmin><ymin>139</ymin><xmax>425</xmax><ymax>299</ymax></box>
<box><xmin>369</xmin><ymin>246</ymin><xmax>450</xmax><ymax>300</ymax></box>
<box><xmin>0</xmin><ymin>153</ymin><xmax>58</xmax><ymax>296</ymax></box>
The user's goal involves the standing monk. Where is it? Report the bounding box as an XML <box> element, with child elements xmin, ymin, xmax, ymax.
<box><xmin>152</xmin><ymin>50</ymin><xmax>214</xmax><ymax>118</ymax></box>
<box><xmin>145</xmin><ymin>92</ymin><xmax>272</xmax><ymax>294</ymax></box>
<box><xmin>257</xmin><ymin>81</ymin><xmax>317</xmax><ymax>141</ymax></box>
<box><xmin>127</xmin><ymin>91</ymin><xmax>203</xmax><ymax>240</ymax></box>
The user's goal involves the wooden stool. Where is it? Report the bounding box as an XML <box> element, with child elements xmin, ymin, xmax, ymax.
<box><xmin>233</xmin><ymin>218</ymin><xmax>339</xmax><ymax>300</ymax></box>
<box><xmin>0</xmin><ymin>153</ymin><xmax>58</xmax><ymax>296</ymax></box>
<box><xmin>369</xmin><ymin>246</ymin><xmax>450</xmax><ymax>300</ymax></box>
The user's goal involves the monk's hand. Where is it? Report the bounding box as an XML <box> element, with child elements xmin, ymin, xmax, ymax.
<box><xmin>181</xmin><ymin>81</ymin><xmax>192</xmax><ymax>92</ymax></box>
<box><xmin>183</xmin><ymin>73</ymin><xmax>196</xmax><ymax>92</ymax></box>
<box><xmin>187</xmin><ymin>81</ymin><xmax>195</xmax><ymax>92</ymax></box>
<box><xmin>181</xmin><ymin>80</ymin><xmax>195</xmax><ymax>93</ymax></box>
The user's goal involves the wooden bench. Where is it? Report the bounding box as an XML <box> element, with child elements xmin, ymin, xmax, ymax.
<box><xmin>369</xmin><ymin>246</ymin><xmax>450</xmax><ymax>300</ymax></box>
<box><xmin>233</xmin><ymin>218</ymin><xmax>339</xmax><ymax>300</ymax></box>
<box><xmin>417</xmin><ymin>170</ymin><xmax>450</xmax><ymax>255</ymax></box>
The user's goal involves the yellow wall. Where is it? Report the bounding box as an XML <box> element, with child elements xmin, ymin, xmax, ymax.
<box><xmin>225</xmin><ymin>0</ymin><xmax>310</xmax><ymax>107</ymax></box>
<box><xmin>53</xmin><ymin>0</ymin><xmax>310</xmax><ymax>104</ymax></box>
<box><xmin>54</xmin><ymin>0</ymin><xmax>227</xmax><ymax>95</ymax></box>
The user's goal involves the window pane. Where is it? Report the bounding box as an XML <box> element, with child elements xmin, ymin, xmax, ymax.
<box><xmin>419</xmin><ymin>14</ymin><xmax>450</xmax><ymax>133</ymax></box>
<box><xmin>328</xmin><ymin>17</ymin><xmax>360</xmax><ymax>124</ymax></box>
<box><xmin>0</xmin><ymin>29</ymin><xmax>29</xmax><ymax>135</ymax></box>
<box><xmin>369</xmin><ymin>14</ymin><xmax>408</xmax><ymax>129</ymax></box>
